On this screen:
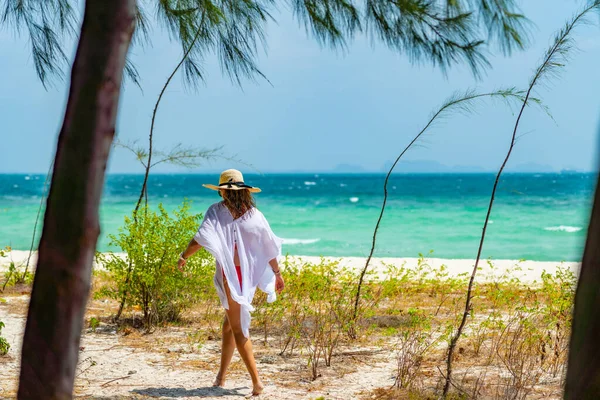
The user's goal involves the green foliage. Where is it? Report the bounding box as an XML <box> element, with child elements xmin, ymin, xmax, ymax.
<box><xmin>8</xmin><ymin>0</ymin><xmax>532</xmax><ymax>89</ymax></box>
<box><xmin>96</xmin><ymin>201</ymin><xmax>215</xmax><ymax>327</ymax></box>
<box><xmin>0</xmin><ymin>246</ymin><xmax>10</xmax><ymax>258</ymax></box>
<box><xmin>0</xmin><ymin>320</ymin><xmax>10</xmax><ymax>356</ymax></box>
<box><xmin>1</xmin><ymin>246</ymin><xmax>34</xmax><ymax>292</ymax></box>
<box><xmin>89</xmin><ymin>317</ymin><xmax>100</xmax><ymax>332</ymax></box>
<box><xmin>1</xmin><ymin>0</ymin><xmax>75</xmax><ymax>86</ymax></box>
<box><xmin>3</xmin><ymin>262</ymin><xmax>34</xmax><ymax>289</ymax></box>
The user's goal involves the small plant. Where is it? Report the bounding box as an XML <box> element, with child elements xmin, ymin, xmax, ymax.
<box><xmin>495</xmin><ymin>308</ymin><xmax>547</xmax><ymax>400</ymax></box>
<box><xmin>0</xmin><ymin>320</ymin><xmax>10</xmax><ymax>356</ymax></box>
<box><xmin>0</xmin><ymin>246</ymin><xmax>10</xmax><ymax>258</ymax></box>
<box><xmin>89</xmin><ymin>317</ymin><xmax>100</xmax><ymax>332</ymax></box>
<box><xmin>2</xmin><ymin>261</ymin><xmax>34</xmax><ymax>292</ymax></box>
<box><xmin>394</xmin><ymin>309</ymin><xmax>437</xmax><ymax>389</ymax></box>
<box><xmin>253</xmin><ymin>289</ymin><xmax>286</xmax><ymax>345</ymax></box>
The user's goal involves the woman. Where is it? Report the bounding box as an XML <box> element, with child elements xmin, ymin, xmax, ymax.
<box><xmin>177</xmin><ymin>169</ymin><xmax>285</xmax><ymax>396</ymax></box>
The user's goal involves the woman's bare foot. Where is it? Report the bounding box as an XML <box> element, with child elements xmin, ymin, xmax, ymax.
<box><xmin>252</xmin><ymin>381</ymin><xmax>264</xmax><ymax>396</ymax></box>
<box><xmin>213</xmin><ymin>373</ymin><xmax>226</xmax><ymax>387</ymax></box>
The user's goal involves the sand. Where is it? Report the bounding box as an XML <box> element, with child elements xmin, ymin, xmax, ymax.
<box><xmin>0</xmin><ymin>250</ymin><xmax>581</xmax><ymax>284</ymax></box>
<box><xmin>0</xmin><ymin>293</ymin><xmax>396</xmax><ymax>399</ymax></box>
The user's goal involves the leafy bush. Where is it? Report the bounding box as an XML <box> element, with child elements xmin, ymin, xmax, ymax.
<box><xmin>0</xmin><ymin>320</ymin><xmax>10</xmax><ymax>356</ymax></box>
<box><xmin>97</xmin><ymin>202</ymin><xmax>215</xmax><ymax>326</ymax></box>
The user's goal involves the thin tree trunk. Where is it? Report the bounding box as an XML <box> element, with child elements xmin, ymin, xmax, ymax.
<box><xmin>18</xmin><ymin>1</ymin><xmax>136</xmax><ymax>398</ymax></box>
<box><xmin>564</xmin><ymin>168</ymin><xmax>600</xmax><ymax>399</ymax></box>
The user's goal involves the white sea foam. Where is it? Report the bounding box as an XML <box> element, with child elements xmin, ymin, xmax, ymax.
<box><xmin>350</xmin><ymin>197</ymin><xmax>359</xmax><ymax>203</ymax></box>
<box><xmin>304</xmin><ymin>181</ymin><xmax>317</xmax><ymax>186</ymax></box>
<box><xmin>339</xmin><ymin>183</ymin><xmax>347</xmax><ymax>187</ymax></box>
<box><xmin>282</xmin><ymin>238</ymin><xmax>321</xmax><ymax>245</ymax></box>
<box><xmin>544</xmin><ymin>226</ymin><xmax>582</xmax><ymax>233</ymax></box>
<box><xmin>24</xmin><ymin>176</ymin><xmax>31</xmax><ymax>180</ymax></box>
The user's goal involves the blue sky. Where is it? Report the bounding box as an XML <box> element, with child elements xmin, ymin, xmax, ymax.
<box><xmin>1</xmin><ymin>0</ymin><xmax>599</xmax><ymax>174</ymax></box>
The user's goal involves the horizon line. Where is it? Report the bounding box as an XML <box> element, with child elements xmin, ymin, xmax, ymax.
<box><xmin>0</xmin><ymin>170</ymin><xmax>596</xmax><ymax>175</ymax></box>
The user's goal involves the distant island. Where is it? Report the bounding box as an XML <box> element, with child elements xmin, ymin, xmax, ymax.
<box><xmin>325</xmin><ymin>160</ymin><xmax>589</xmax><ymax>174</ymax></box>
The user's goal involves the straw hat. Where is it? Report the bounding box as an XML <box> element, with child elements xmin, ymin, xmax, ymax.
<box><xmin>203</xmin><ymin>169</ymin><xmax>261</xmax><ymax>193</ymax></box>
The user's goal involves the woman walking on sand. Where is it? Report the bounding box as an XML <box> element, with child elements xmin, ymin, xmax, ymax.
<box><xmin>177</xmin><ymin>169</ymin><xmax>285</xmax><ymax>396</ymax></box>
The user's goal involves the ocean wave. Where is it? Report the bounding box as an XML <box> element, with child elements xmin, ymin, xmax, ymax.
<box><xmin>282</xmin><ymin>238</ymin><xmax>321</xmax><ymax>245</ymax></box>
<box><xmin>304</xmin><ymin>181</ymin><xmax>317</xmax><ymax>186</ymax></box>
<box><xmin>349</xmin><ymin>197</ymin><xmax>359</xmax><ymax>203</ymax></box>
<box><xmin>544</xmin><ymin>225</ymin><xmax>582</xmax><ymax>233</ymax></box>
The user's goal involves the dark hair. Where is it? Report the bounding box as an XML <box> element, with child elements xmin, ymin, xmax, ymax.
<box><xmin>220</xmin><ymin>189</ymin><xmax>256</xmax><ymax>219</ymax></box>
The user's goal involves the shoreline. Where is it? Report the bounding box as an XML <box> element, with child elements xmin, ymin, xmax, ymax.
<box><xmin>1</xmin><ymin>250</ymin><xmax>580</xmax><ymax>284</ymax></box>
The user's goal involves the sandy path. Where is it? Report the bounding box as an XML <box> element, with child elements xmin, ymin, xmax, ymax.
<box><xmin>0</xmin><ymin>294</ymin><xmax>395</xmax><ymax>399</ymax></box>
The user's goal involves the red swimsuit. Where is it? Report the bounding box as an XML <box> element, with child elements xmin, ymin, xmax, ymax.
<box><xmin>222</xmin><ymin>244</ymin><xmax>242</xmax><ymax>285</ymax></box>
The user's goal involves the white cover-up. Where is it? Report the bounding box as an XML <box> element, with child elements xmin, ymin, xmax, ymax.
<box><xmin>193</xmin><ymin>202</ymin><xmax>282</xmax><ymax>338</ymax></box>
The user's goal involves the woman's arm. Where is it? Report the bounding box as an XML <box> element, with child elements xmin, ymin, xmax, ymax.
<box><xmin>269</xmin><ymin>258</ymin><xmax>281</xmax><ymax>274</ymax></box>
<box><xmin>269</xmin><ymin>258</ymin><xmax>285</xmax><ymax>293</ymax></box>
<box><xmin>177</xmin><ymin>239</ymin><xmax>202</xmax><ymax>270</ymax></box>
<box><xmin>182</xmin><ymin>239</ymin><xmax>202</xmax><ymax>259</ymax></box>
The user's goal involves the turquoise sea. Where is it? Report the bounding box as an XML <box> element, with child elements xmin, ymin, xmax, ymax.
<box><xmin>0</xmin><ymin>173</ymin><xmax>594</xmax><ymax>261</ymax></box>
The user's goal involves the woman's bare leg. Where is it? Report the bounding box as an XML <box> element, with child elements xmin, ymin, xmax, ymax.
<box><xmin>223</xmin><ymin>279</ymin><xmax>264</xmax><ymax>395</ymax></box>
<box><xmin>214</xmin><ymin>315</ymin><xmax>236</xmax><ymax>387</ymax></box>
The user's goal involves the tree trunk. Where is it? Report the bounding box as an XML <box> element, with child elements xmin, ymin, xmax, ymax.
<box><xmin>565</xmin><ymin>167</ymin><xmax>600</xmax><ymax>399</ymax></box>
<box><xmin>18</xmin><ymin>1</ymin><xmax>136</xmax><ymax>398</ymax></box>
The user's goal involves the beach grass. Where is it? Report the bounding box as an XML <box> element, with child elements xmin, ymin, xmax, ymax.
<box><xmin>0</xmin><ymin>249</ymin><xmax>577</xmax><ymax>399</ymax></box>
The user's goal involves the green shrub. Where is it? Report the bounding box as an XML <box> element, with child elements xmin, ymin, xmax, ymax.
<box><xmin>97</xmin><ymin>202</ymin><xmax>215</xmax><ymax>326</ymax></box>
<box><xmin>0</xmin><ymin>320</ymin><xmax>10</xmax><ymax>356</ymax></box>
<box><xmin>89</xmin><ymin>317</ymin><xmax>100</xmax><ymax>332</ymax></box>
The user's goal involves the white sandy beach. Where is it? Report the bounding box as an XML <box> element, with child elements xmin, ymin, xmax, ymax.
<box><xmin>1</xmin><ymin>250</ymin><xmax>581</xmax><ymax>285</ymax></box>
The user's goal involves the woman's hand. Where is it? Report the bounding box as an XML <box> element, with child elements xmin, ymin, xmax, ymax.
<box><xmin>177</xmin><ymin>240</ymin><xmax>202</xmax><ymax>272</ymax></box>
<box><xmin>177</xmin><ymin>255</ymin><xmax>187</xmax><ymax>272</ymax></box>
<box><xmin>275</xmin><ymin>274</ymin><xmax>285</xmax><ymax>293</ymax></box>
